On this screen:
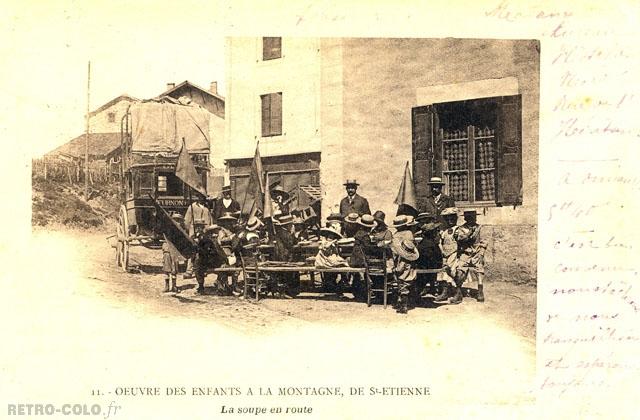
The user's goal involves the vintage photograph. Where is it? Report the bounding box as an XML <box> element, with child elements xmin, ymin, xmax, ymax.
<box><xmin>32</xmin><ymin>36</ymin><xmax>538</xmax><ymax>316</ymax></box>
<box><xmin>28</xmin><ymin>36</ymin><xmax>539</xmax><ymax>413</ymax></box>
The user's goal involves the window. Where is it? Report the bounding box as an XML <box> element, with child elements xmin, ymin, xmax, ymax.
<box><xmin>261</xmin><ymin>92</ymin><xmax>282</xmax><ymax>137</ymax></box>
<box><xmin>411</xmin><ymin>95</ymin><xmax>522</xmax><ymax>207</ymax></box>
<box><xmin>108</xmin><ymin>112</ymin><xmax>116</xmax><ymax>123</ymax></box>
<box><xmin>262</xmin><ymin>37</ymin><xmax>281</xmax><ymax>60</ymax></box>
<box><xmin>156</xmin><ymin>172</ymin><xmax>185</xmax><ymax>196</ymax></box>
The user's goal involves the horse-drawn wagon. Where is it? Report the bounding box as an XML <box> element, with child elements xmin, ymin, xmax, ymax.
<box><xmin>114</xmin><ymin>98</ymin><xmax>211</xmax><ymax>271</ymax></box>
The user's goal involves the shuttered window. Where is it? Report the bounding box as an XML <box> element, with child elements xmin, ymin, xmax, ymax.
<box><xmin>263</xmin><ymin>37</ymin><xmax>282</xmax><ymax>60</ymax></box>
<box><xmin>412</xmin><ymin>95</ymin><xmax>523</xmax><ymax>207</ymax></box>
<box><xmin>261</xmin><ymin>92</ymin><xmax>282</xmax><ymax>137</ymax></box>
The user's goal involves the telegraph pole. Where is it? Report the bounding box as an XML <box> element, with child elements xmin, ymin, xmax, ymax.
<box><xmin>84</xmin><ymin>61</ymin><xmax>91</xmax><ymax>200</ymax></box>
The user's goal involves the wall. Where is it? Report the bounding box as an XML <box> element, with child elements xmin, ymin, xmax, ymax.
<box><xmin>89</xmin><ymin>99</ymin><xmax>136</xmax><ymax>133</ymax></box>
<box><xmin>225</xmin><ymin>37</ymin><xmax>322</xmax><ymax>161</ymax></box>
<box><xmin>335</xmin><ymin>38</ymin><xmax>539</xmax><ymax>227</ymax></box>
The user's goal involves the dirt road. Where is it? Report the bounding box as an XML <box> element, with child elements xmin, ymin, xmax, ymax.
<box><xmin>34</xmin><ymin>228</ymin><xmax>536</xmax><ymax>341</ymax></box>
<box><xmin>3</xmin><ymin>228</ymin><xmax>537</xmax><ymax>415</ymax></box>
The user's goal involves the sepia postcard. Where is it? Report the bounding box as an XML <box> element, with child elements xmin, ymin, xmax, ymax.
<box><xmin>2</xmin><ymin>1</ymin><xmax>639</xmax><ymax>419</ymax></box>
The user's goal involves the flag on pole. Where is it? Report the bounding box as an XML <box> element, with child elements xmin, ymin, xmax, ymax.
<box><xmin>394</xmin><ymin>161</ymin><xmax>418</xmax><ymax>215</ymax></box>
<box><xmin>263</xmin><ymin>171</ymin><xmax>272</xmax><ymax>219</ymax></box>
<box><xmin>175</xmin><ymin>138</ymin><xmax>206</xmax><ymax>196</ymax></box>
<box><xmin>247</xmin><ymin>142</ymin><xmax>265</xmax><ymax>212</ymax></box>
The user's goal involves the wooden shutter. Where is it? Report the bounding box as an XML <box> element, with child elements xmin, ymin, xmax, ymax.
<box><xmin>261</xmin><ymin>94</ymin><xmax>270</xmax><ymax>137</ymax></box>
<box><xmin>412</xmin><ymin>106</ymin><xmax>437</xmax><ymax>208</ymax></box>
<box><xmin>271</xmin><ymin>92</ymin><xmax>282</xmax><ymax>135</ymax></box>
<box><xmin>496</xmin><ymin>94</ymin><xmax>523</xmax><ymax>206</ymax></box>
<box><xmin>263</xmin><ymin>37</ymin><xmax>282</xmax><ymax>60</ymax></box>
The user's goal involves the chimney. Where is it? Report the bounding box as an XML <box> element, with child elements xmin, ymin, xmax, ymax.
<box><xmin>210</xmin><ymin>81</ymin><xmax>218</xmax><ymax>95</ymax></box>
<box><xmin>166</xmin><ymin>82</ymin><xmax>175</xmax><ymax>91</ymax></box>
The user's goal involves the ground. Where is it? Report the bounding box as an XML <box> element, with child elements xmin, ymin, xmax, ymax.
<box><xmin>11</xmin><ymin>226</ymin><xmax>537</xmax><ymax>414</ymax></box>
<box><xmin>35</xmin><ymin>226</ymin><xmax>536</xmax><ymax>341</ymax></box>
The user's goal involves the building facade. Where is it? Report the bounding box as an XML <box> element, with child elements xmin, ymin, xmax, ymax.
<box><xmin>225</xmin><ymin>37</ymin><xmax>539</xmax><ymax>281</ymax></box>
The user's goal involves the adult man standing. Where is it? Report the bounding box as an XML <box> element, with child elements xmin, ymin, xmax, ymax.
<box><xmin>213</xmin><ymin>184</ymin><xmax>241</xmax><ymax>222</ymax></box>
<box><xmin>339</xmin><ymin>179</ymin><xmax>371</xmax><ymax>217</ymax></box>
<box><xmin>421</xmin><ymin>177</ymin><xmax>456</xmax><ymax>225</ymax></box>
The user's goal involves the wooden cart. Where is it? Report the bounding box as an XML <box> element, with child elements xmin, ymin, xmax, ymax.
<box><xmin>114</xmin><ymin>99</ymin><xmax>211</xmax><ymax>271</ymax></box>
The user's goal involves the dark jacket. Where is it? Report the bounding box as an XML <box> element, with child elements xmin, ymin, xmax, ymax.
<box><xmin>340</xmin><ymin>194</ymin><xmax>371</xmax><ymax>217</ymax></box>
<box><xmin>350</xmin><ymin>228</ymin><xmax>376</xmax><ymax>268</ymax></box>
<box><xmin>213</xmin><ymin>198</ymin><xmax>241</xmax><ymax>221</ymax></box>
<box><xmin>416</xmin><ymin>233</ymin><xmax>443</xmax><ymax>269</ymax></box>
<box><xmin>421</xmin><ymin>194</ymin><xmax>456</xmax><ymax>223</ymax></box>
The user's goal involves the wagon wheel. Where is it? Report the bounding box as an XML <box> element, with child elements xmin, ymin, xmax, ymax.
<box><xmin>116</xmin><ymin>205</ymin><xmax>130</xmax><ymax>272</ymax></box>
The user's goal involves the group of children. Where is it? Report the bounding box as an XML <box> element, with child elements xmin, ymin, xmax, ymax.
<box><xmin>160</xmin><ymin>202</ymin><xmax>487</xmax><ymax>313</ymax></box>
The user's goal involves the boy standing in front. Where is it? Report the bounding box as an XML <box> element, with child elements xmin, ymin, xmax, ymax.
<box><xmin>453</xmin><ymin>209</ymin><xmax>488</xmax><ymax>303</ymax></box>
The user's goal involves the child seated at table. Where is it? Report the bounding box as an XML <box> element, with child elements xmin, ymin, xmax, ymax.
<box><xmin>315</xmin><ymin>226</ymin><xmax>348</xmax><ymax>269</ymax></box>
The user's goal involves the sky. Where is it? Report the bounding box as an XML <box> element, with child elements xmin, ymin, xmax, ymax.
<box><xmin>3</xmin><ymin>1</ymin><xmax>227</xmax><ymax>157</ymax></box>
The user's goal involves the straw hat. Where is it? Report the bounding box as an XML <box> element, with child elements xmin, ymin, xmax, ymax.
<box><xmin>343</xmin><ymin>179</ymin><xmax>360</xmax><ymax>186</ymax></box>
<box><xmin>319</xmin><ymin>226</ymin><xmax>344</xmax><ymax>240</ymax></box>
<box><xmin>427</xmin><ymin>177</ymin><xmax>446</xmax><ymax>185</ymax></box>
<box><xmin>391</xmin><ymin>238</ymin><xmax>419</xmax><ymax>261</ymax></box>
<box><xmin>344</xmin><ymin>213</ymin><xmax>360</xmax><ymax>224</ymax></box>
<box><xmin>245</xmin><ymin>216</ymin><xmax>263</xmax><ymax>231</ymax></box>
<box><xmin>203</xmin><ymin>224</ymin><xmax>221</xmax><ymax>233</ymax></box>
<box><xmin>218</xmin><ymin>212</ymin><xmax>238</xmax><ymax>222</ymax></box>
<box><xmin>415</xmin><ymin>212</ymin><xmax>435</xmax><ymax>223</ymax></box>
<box><xmin>359</xmin><ymin>214</ymin><xmax>376</xmax><ymax>229</ymax></box>
<box><xmin>463</xmin><ymin>209</ymin><xmax>481</xmax><ymax>216</ymax></box>
<box><xmin>391</xmin><ymin>214</ymin><xmax>417</xmax><ymax>228</ymax></box>
<box><xmin>440</xmin><ymin>207</ymin><xmax>459</xmax><ymax>216</ymax></box>
<box><xmin>221</xmin><ymin>184</ymin><xmax>232</xmax><ymax>193</ymax></box>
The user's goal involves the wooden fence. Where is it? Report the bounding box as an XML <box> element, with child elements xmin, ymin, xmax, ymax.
<box><xmin>32</xmin><ymin>157</ymin><xmax>120</xmax><ymax>184</ymax></box>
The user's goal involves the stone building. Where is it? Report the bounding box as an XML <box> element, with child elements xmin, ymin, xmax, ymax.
<box><xmin>224</xmin><ymin>37</ymin><xmax>539</xmax><ymax>281</ymax></box>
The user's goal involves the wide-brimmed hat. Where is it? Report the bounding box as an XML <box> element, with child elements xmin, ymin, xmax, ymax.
<box><xmin>343</xmin><ymin>179</ymin><xmax>360</xmax><ymax>187</ymax></box>
<box><xmin>359</xmin><ymin>214</ymin><xmax>376</xmax><ymax>229</ymax></box>
<box><xmin>326</xmin><ymin>213</ymin><xmax>344</xmax><ymax>223</ymax></box>
<box><xmin>441</xmin><ymin>207</ymin><xmax>459</xmax><ymax>217</ymax></box>
<box><xmin>170</xmin><ymin>212</ymin><xmax>183</xmax><ymax>220</ymax></box>
<box><xmin>319</xmin><ymin>226</ymin><xmax>343</xmax><ymax>240</ymax></box>
<box><xmin>373</xmin><ymin>210</ymin><xmax>386</xmax><ymax>226</ymax></box>
<box><xmin>344</xmin><ymin>213</ymin><xmax>360</xmax><ymax>224</ymax></box>
<box><xmin>218</xmin><ymin>212</ymin><xmax>238</xmax><ymax>222</ymax></box>
<box><xmin>463</xmin><ymin>209</ymin><xmax>481</xmax><ymax>216</ymax></box>
<box><xmin>203</xmin><ymin>224</ymin><xmax>221</xmax><ymax>233</ymax></box>
<box><xmin>415</xmin><ymin>212</ymin><xmax>435</xmax><ymax>223</ymax></box>
<box><xmin>245</xmin><ymin>216</ymin><xmax>263</xmax><ymax>231</ymax></box>
<box><xmin>391</xmin><ymin>238</ymin><xmax>419</xmax><ymax>261</ymax></box>
<box><xmin>270</xmin><ymin>186</ymin><xmax>290</xmax><ymax>200</ymax></box>
<box><xmin>391</xmin><ymin>214</ymin><xmax>417</xmax><ymax>228</ymax></box>
<box><xmin>273</xmin><ymin>214</ymin><xmax>294</xmax><ymax>226</ymax></box>
<box><xmin>420</xmin><ymin>222</ymin><xmax>440</xmax><ymax>232</ymax></box>
<box><xmin>221</xmin><ymin>184</ymin><xmax>232</xmax><ymax>193</ymax></box>
<box><xmin>427</xmin><ymin>177</ymin><xmax>446</xmax><ymax>185</ymax></box>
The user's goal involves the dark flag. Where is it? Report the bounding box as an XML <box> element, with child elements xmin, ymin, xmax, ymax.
<box><xmin>247</xmin><ymin>142</ymin><xmax>265</xmax><ymax>213</ymax></box>
<box><xmin>394</xmin><ymin>161</ymin><xmax>418</xmax><ymax>216</ymax></box>
<box><xmin>175</xmin><ymin>138</ymin><xmax>206</xmax><ymax>197</ymax></box>
<box><xmin>151</xmin><ymin>195</ymin><xmax>197</xmax><ymax>258</ymax></box>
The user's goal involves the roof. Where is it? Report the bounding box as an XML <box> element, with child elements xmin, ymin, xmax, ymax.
<box><xmin>88</xmin><ymin>94</ymin><xmax>138</xmax><ymax>117</ymax></box>
<box><xmin>47</xmin><ymin>132</ymin><xmax>121</xmax><ymax>159</ymax></box>
<box><xmin>158</xmin><ymin>80</ymin><xmax>225</xmax><ymax>102</ymax></box>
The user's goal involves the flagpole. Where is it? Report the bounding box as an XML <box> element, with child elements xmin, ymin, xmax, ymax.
<box><xmin>241</xmin><ymin>140</ymin><xmax>259</xmax><ymax>218</ymax></box>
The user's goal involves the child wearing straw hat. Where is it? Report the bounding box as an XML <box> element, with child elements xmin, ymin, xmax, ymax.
<box><xmin>391</xmin><ymin>237</ymin><xmax>420</xmax><ymax>314</ymax></box>
<box><xmin>453</xmin><ymin>209</ymin><xmax>488</xmax><ymax>303</ymax></box>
